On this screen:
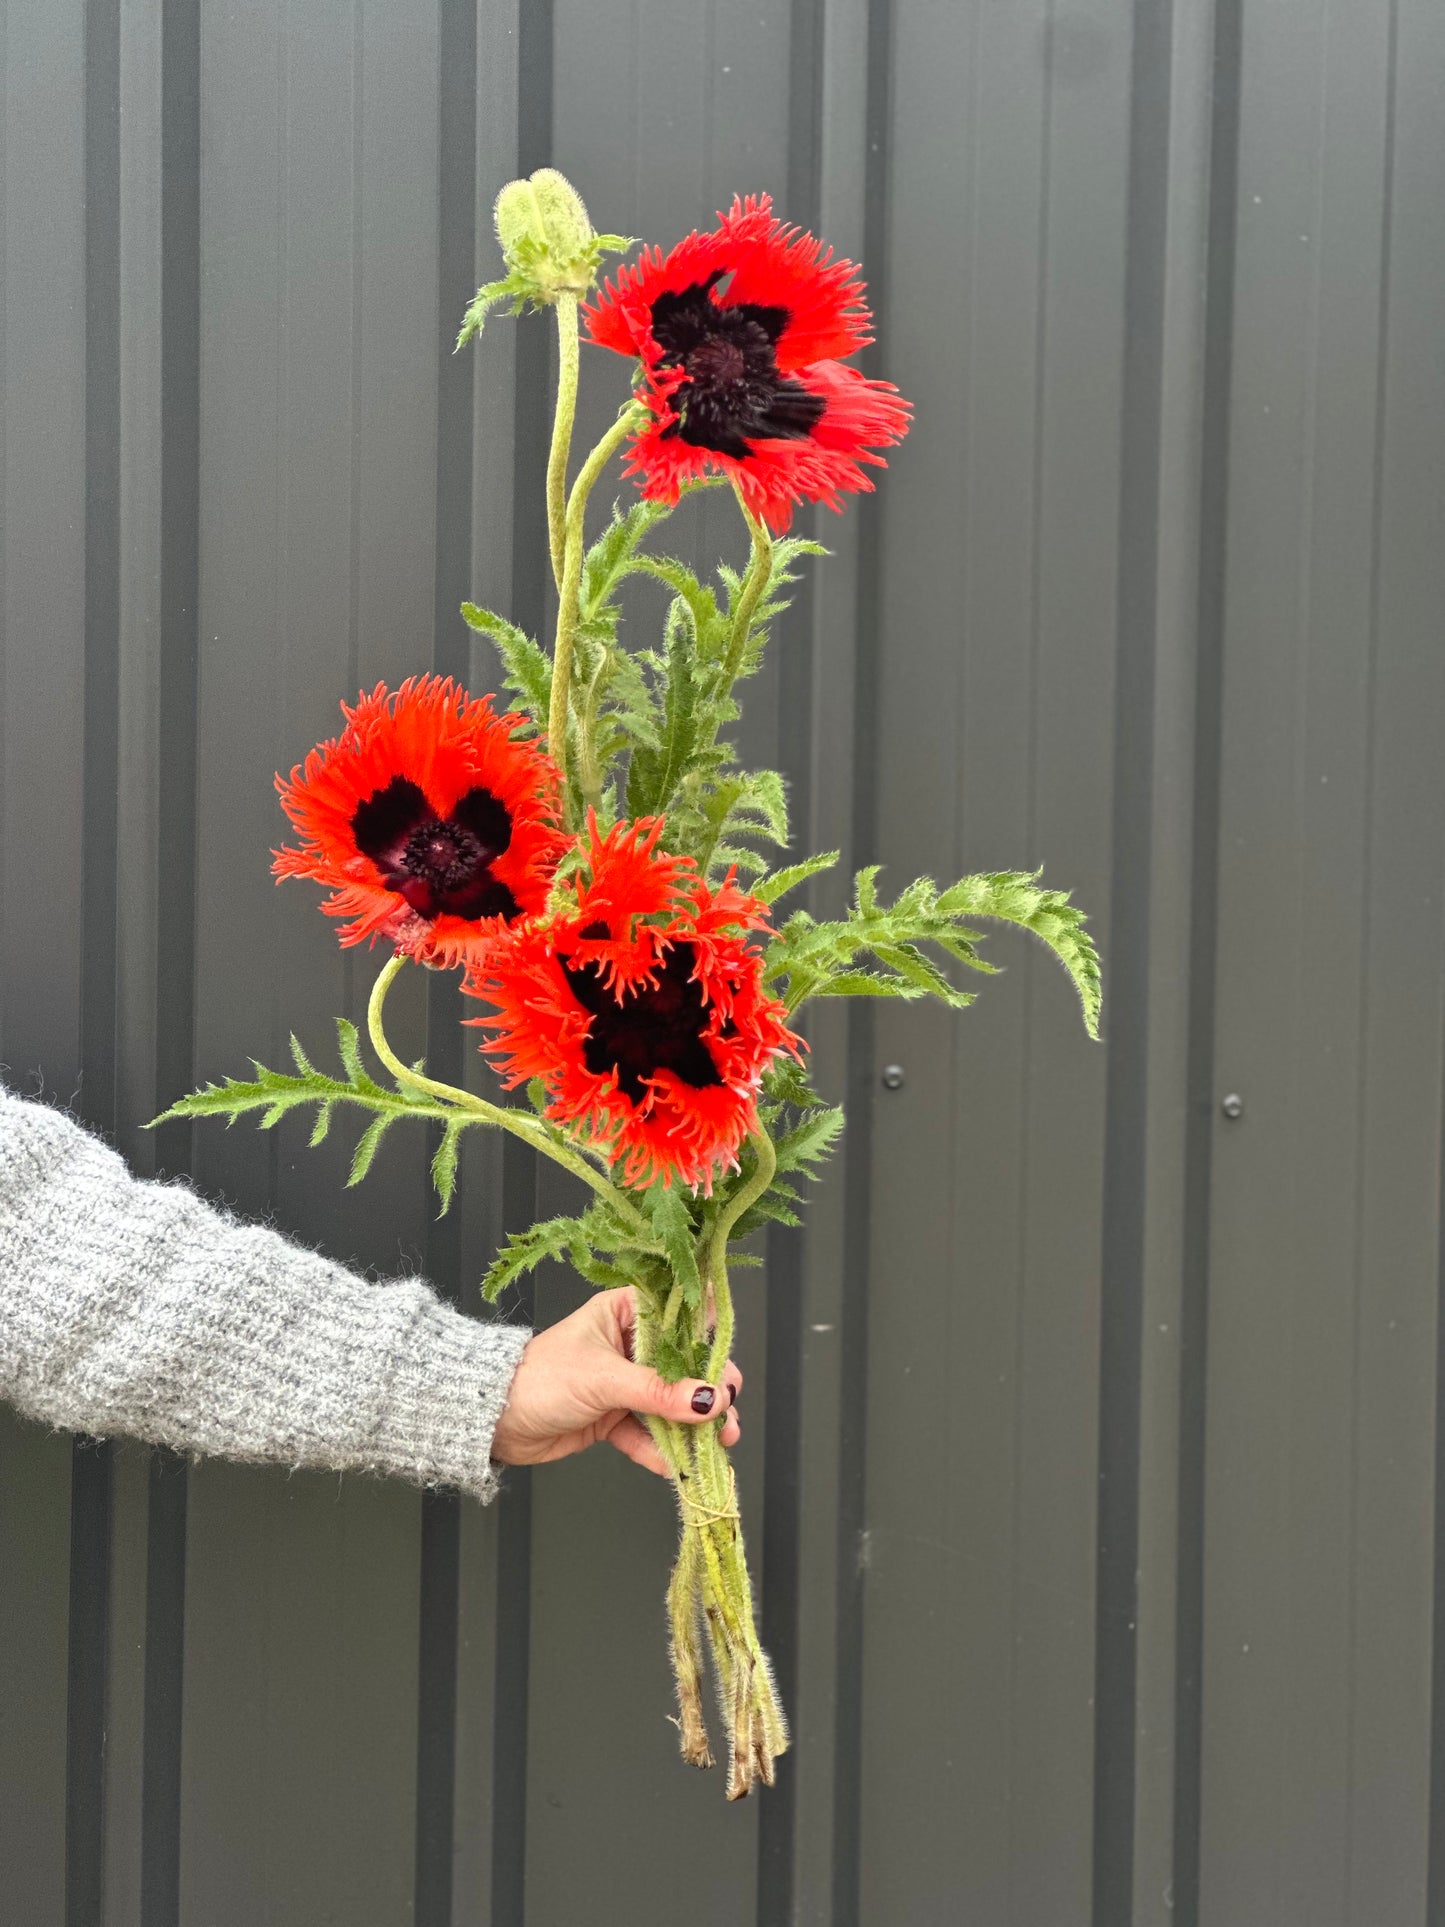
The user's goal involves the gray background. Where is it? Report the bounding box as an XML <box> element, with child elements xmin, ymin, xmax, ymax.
<box><xmin>2</xmin><ymin>0</ymin><xmax>1442</xmax><ymax>1923</ymax></box>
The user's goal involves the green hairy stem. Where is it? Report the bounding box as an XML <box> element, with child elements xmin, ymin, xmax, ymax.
<box><xmin>633</xmin><ymin>1224</ymin><xmax>788</xmax><ymax>1798</ymax></box>
<box><xmin>546</xmin><ymin>295</ymin><xmax>581</xmax><ymax>591</ymax></box>
<box><xmin>548</xmin><ymin>401</ymin><xmax>646</xmax><ymax>793</ymax></box>
<box><xmin>366</xmin><ymin>953</ymin><xmax>651</xmax><ymax>1237</ymax></box>
<box><xmin>722</xmin><ymin>486</ymin><xmax>773</xmax><ymax>690</ymax></box>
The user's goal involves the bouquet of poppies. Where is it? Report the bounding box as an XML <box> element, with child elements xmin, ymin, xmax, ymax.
<box><xmin>164</xmin><ymin>170</ymin><xmax>1100</xmax><ymax>1798</ymax></box>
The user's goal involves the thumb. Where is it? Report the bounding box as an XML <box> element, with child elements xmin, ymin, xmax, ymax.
<box><xmin>603</xmin><ymin>1357</ymin><xmax>725</xmax><ymax>1424</ymax></box>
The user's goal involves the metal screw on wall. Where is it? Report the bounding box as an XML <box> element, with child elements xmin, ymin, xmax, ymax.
<box><xmin>881</xmin><ymin>1064</ymin><xmax>906</xmax><ymax>1091</ymax></box>
<box><xmin>1220</xmin><ymin>1093</ymin><xmax>1244</xmax><ymax>1119</ymax></box>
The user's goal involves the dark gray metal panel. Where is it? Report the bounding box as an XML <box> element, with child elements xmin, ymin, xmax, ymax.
<box><xmin>178</xmin><ymin>1466</ymin><xmax>424</xmax><ymax>1926</ymax></box>
<box><xmin>1199</xmin><ymin>1</ymin><xmax>1445</xmax><ymax>1922</ymax></box>
<box><xmin>3</xmin><ymin>1</ymin><xmax>1445</xmax><ymax>1922</ymax></box>
<box><xmin>0</xmin><ymin>1414</ymin><xmax>73</xmax><ymax>1927</ymax></box>
<box><xmin>0</xmin><ymin>8</ymin><xmax>89</xmax><ymax>1923</ymax></box>
<box><xmin>0</xmin><ymin>0</ymin><xmax>87</xmax><ymax>1096</ymax></box>
<box><xmin>174</xmin><ymin>4</ymin><xmax>442</xmax><ymax>1919</ymax></box>
<box><xmin>857</xmin><ymin>3</ymin><xmax>1124</xmax><ymax>1920</ymax></box>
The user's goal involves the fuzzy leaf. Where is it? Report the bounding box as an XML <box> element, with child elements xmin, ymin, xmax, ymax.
<box><xmin>772</xmin><ymin>1106</ymin><xmax>846</xmax><ymax>1176</ymax></box>
<box><xmin>935</xmin><ymin>870</ymin><xmax>1102</xmax><ymax>1033</ymax></box>
<box><xmin>460</xmin><ymin>604</ymin><xmax>551</xmax><ymax>725</ymax></box>
<box><xmin>757</xmin><ymin>851</ymin><xmax>839</xmax><ymax>906</ymax></box>
<box><xmin>481</xmin><ymin>1215</ymin><xmax>589</xmax><ymax>1303</ymax></box>
<box><xmin>335</xmin><ymin>1018</ymin><xmax>375</xmax><ymax>1091</ymax></box>
<box><xmin>651</xmin><ymin>1328</ymin><xmax>702</xmax><ymax>1385</ymax></box>
<box><xmin>348</xmin><ymin>1115</ymin><xmax>392</xmax><ymax>1186</ymax></box>
<box><xmin>643</xmin><ymin>1189</ymin><xmax>704</xmax><ymax>1308</ymax></box>
<box><xmin>431</xmin><ymin>1118</ymin><xmax>467</xmax><ymax>1215</ymax></box>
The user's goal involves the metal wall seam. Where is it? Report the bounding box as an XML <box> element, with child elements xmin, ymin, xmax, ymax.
<box><xmin>1170</xmin><ymin>0</ymin><xmax>1242</xmax><ymax>1917</ymax></box>
<box><xmin>490</xmin><ymin>6</ymin><xmax>557</xmax><ymax>1920</ymax></box>
<box><xmin>1125</xmin><ymin>0</ymin><xmax>1220</xmax><ymax>1919</ymax></box>
<box><xmin>755</xmin><ymin>0</ymin><xmax>828</xmax><ymax>1917</ymax></box>
<box><xmin>413</xmin><ymin>3</ymin><xmax>483</xmax><ymax>1918</ymax></box>
<box><xmin>1091</xmin><ymin>0</ymin><xmax>1176</xmax><ymax>1916</ymax></box>
<box><xmin>830</xmin><ymin>0</ymin><xmax>895</xmax><ymax>1920</ymax></box>
<box><xmin>140</xmin><ymin>0</ymin><xmax>202</xmax><ymax>1918</ymax></box>
<box><xmin>68</xmin><ymin>0</ymin><xmax>123</xmax><ymax>1917</ymax></box>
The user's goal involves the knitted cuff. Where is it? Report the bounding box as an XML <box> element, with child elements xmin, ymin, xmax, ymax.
<box><xmin>363</xmin><ymin>1298</ymin><xmax>532</xmax><ymax>1504</ymax></box>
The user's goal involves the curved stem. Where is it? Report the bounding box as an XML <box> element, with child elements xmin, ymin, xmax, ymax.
<box><xmin>703</xmin><ymin>1126</ymin><xmax>776</xmax><ymax>1384</ymax></box>
<box><xmin>575</xmin><ymin>646</ymin><xmax>609</xmax><ymax>811</ymax></box>
<box><xmin>546</xmin><ymin>295</ymin><xmax>581</xmax><ymax>592</ymax></box>
<box><xmin>720</xmin><ymin>485</ymin><xmax>773</xmax><ymax>688</ymax></box>
<box><xmin>548</xmin><ymin>401</ymin><xmax>646</xmax><ymax>791</ymax></box>
<box><xmin>365</xmin><ymin>953</ymin><xmax>652</xmax><ymax>1236</ymax></box>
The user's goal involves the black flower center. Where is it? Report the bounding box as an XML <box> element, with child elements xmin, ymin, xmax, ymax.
<box><xmin>351</xmin><ymin>775</ymin><xmax>519</xmax><ymax>922</ymax></box>
<box><xmin>649</xmin><ymin>274</ymin><xmax>825</xmax><ymax>459</ymax></box>
<box><xmin>563</xmin><ymin>939</ymin><xmax>725</xmax><ymax>1105</ymax></box>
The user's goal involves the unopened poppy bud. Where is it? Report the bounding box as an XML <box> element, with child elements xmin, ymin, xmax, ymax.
<box><xmin>494</xmin><ymin>168</ymin><xmax>595</xmax><ymax>276</ymax></box>
<box><xmin>457</xmin><ymin>168</ymin><xmax>633</xmax><ymax>347</ymax></box>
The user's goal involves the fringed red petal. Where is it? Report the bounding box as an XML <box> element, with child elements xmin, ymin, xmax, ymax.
<box><xmin>586</xmin><ymin>194</ymin><xmax>909</xmax><ymax>532</ymax></box>
<box><xmin>465</xmin><ymin>826</ymin><xmax>801</xmax><ymax>1190</ymax></box>
<box><xmin>273</xmin><ymin>675</ymin><xmax>568</xmax><ymax>970</ymax></box>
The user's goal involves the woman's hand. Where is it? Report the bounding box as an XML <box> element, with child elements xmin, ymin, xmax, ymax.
<box><xmin>491</xmin><ymin>1287</ymin><xmax>742</xmax><ymax>1478</ymax></box>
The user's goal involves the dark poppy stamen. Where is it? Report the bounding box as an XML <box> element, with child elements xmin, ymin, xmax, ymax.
<box><xmin>351</xmin><ymin>774</ymin><xmax>519</xmax><ymax>923</ymax></box>
<box><xmin>563</xmin><ymin>940</ymin><xmax>724</xmax><ymax>1104</ymax></box>
<box><xmin>649</xmin><ymin>277</ymin><xmax>824</xmax><ymax>458</ymax></box>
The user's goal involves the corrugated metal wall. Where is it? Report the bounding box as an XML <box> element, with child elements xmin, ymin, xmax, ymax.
<box><xmin>2</xmin><ymin>2</ymin><xmax>1442</xmax><ymax>1923</ymax></box>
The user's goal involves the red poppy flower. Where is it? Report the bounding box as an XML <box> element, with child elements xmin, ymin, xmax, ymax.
<box><xmin>466</xmin><ymin>816</ymin><xmax>801</xmax><ymax>1188</ymax></box>
<box><xmin>273</xmin><ymin>676</ymin><xmax>569</xmax><ymax>969</ymax></box>
<box><xmin>586</xmin><ymin>194</ymin><xmax>910</xmax><ymax>531</ymax></box>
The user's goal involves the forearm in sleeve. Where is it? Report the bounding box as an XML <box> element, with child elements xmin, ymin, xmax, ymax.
<box><xmin>0</xmin><ymin>1090</ymin><xmax>529</xmax><ymax>1503</ymax></box>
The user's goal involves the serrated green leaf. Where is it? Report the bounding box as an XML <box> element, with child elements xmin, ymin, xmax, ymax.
<box><xmin>460</xmin><ymin>604</ymin><xmax>551</xmax><ymax>724</ymax></box>
<box><xmin>761</xmin><ymin>1058</ymin><xmax>824</xmax><ymax>1110</ymax></box>
<box><xmin>309</xmin><ymin>1102</ymin><xmax>334</xmax><ymax>1148</ymax></box>
<box><xmin>336</xmin><ymin>1017</ymin><xmax>369</xmax><ymax>1088</ymax></box>
<box><xmin>455</xmin><ymin>273</ymin><xmax>530</xmax><ymax>348</ymax></box>
<box><xmin>814</xmin><ymin>971</ymin><xmax>925</xmax><ymax>998</ymax></box>
<box><xmin>757</xmin><ymin>851</ymin><xmax>839</xmax><ymax>905</ymax></box>
<box><xmin>481</xmin><ymin>1215</ymin><xmax>590</xmax><ymax>1303</ymax></box>
<box><xmin>934</xmin><ymin>869</ymin><xmax>1102</xmax><ymax>1035</ymax></box>
<box><xmin>772</xmin><ymin>1106</ymin><xmax>846</xmax><ymax>1175</ymax></box>
<box><xmin>431</xmin><ymin>1118</ymin><xmax>467</xmax><ymax>1215</ymax></box>
<box><xmin>643</xmin><ymin>1189</ymin><xmax>703</xmax><ymax>1308</ymax></box>
<box><xmin>651</xmin><ymin>1328</ymin><xmax>702</xmax><ymax>1384</ymax></box>
<box><xmin>348</xmin><ymin>1114</ymin><xmax>392</xmax><ymax>1186</ymax></box>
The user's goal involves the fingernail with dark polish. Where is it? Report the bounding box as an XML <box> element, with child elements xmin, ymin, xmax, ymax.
<box><xmin>690</xmin><ymin>1386</ymin><xmax>716</xmax><ymax>1415</ymax></box>
<box><xmin>728</xmin><ymin>1383</ymin><xmax>737</xmax><ymax>1407</ymax></box>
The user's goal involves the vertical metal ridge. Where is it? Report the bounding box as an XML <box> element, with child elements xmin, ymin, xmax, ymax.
<box><xmin>414</xmin><ymin>1491</ymin><xmax>463</xmax><ymax>1927</ymax></box>
<box><xmin>490</xmin><ymin>12</ymin><xmax>553</xmax><ymax>1922</ymax></box>
<box><xmin>755</xmin><ymin>4</ymin><xmax>826</xmax><ymax>1920</ymax></box>
<box><xmin>1171</xmin><ymin>3</ymin><xmax>1243</xmax><ymax>1920</ymax></box>
<box><xmin>1091</xmin><ymin>3</ymin><xmax>1174</xmax><ymax>1920</ymax></box>
<box><xmin>831</xmin><ymin>1</ymin><xmax>893</xmax><ymax>1919</ymax></box>
<box><xmin>80</xmin><ymin>0</ymin><xmax>122</xmax><ymax>1138</ymax></box>
<box><xmin>152</xmin><ymin>0</ymin><xmax>201</xmax><ymax>1145</ymax></box>
<box><xmin>1346</xmin><ymin>4</ymin><xmax>1397</xmax><ymax>1911</ymax></box>
<box><xmin>414</xmin><ymin>10</ymin><xmax>482</xmax><ymax>1921</ymax></box>
<box><xmin>142</xmin><ymin>1</ymin><xmax>202</xmax><ymax>1919</ymax></box>
<box><xmin>140</xmin><ymin>1451</ymin><xmax>187</xmax><ymax>1927</ymax></box>
<box><xmin>68</xmin><ymin>6</ymin><xmax>122</xmax><ymax>1920</ymax></box>
<box><xmin>65</xmin><ymin>1443</ymin><xmax>112</xmax><ymax>1927</ymax></box>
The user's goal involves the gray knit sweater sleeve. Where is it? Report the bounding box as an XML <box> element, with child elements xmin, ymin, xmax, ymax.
<box><xmin>0</xmin><ymin>1089</ymin><xmax>530</xmax><ymax>1503</ymax></box>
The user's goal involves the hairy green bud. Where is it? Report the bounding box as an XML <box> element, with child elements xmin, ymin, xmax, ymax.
<box><xmin>456</xmin><ymin>167</ymin><xmax>634</xmax><ymax>348</ymax></box>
